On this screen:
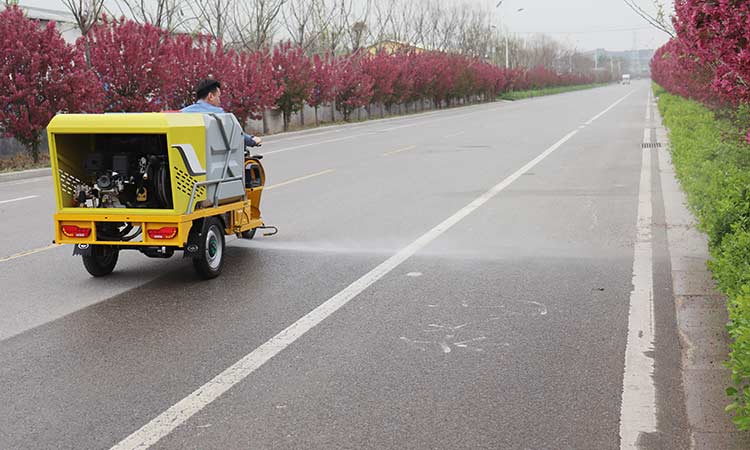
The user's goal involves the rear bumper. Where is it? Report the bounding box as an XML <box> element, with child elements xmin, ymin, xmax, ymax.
<box><xmin>54</xmin><ymin>212</ymin><xmax>191</xmax><ymax>247</ymax></box>
<box><xmin>53</xmin><ymin>200</ymin><xmax>263</xmax><ymax>247</ymax></box>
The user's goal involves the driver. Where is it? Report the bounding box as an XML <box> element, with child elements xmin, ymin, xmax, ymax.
<box><xmin>181</xmin><ymin>78</ymin><xmax>262</xmax><ymax>148</ymax></box>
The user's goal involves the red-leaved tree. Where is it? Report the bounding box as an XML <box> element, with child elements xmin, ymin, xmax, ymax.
<box><xmin>228</xmin><ymin>49</ymin><xmax>283</xmax><ymax>127</ymax></box>
<box><xmin>334</xmin><ymin>54</ymin><xmax>374</xmax><ymax>121</ymax></box>
<box><xmin>385</xmin><ymin>52</ymin><xmax>414</xmax><ymax>114</ymax></box>
<box><xmin>309</xmin><ymin>53</ymin><xmax>338</xmax><ymax>125</ymax></box>
<box><xmin>162</xmin><ymin>35</ymin><xmax>235</xmax><ymax>110</ymax></box>
<box><xmin>272</xmin><ymin>42</ymin><xmax>314</xmax><ymax>131</ymax></box>
<box><xmin>82</xmin><ymin>17</ymin><xmax>171</xmax><ymax>112</ymax></box>
<box><xmin>0</xmin><ymin>6</ymin><xmax>101</xmax><ymax>162</ymax></box>
<box><xmin>362</xmin><ymin>51</ymin><xmax>399</xmax><ymax>118</ymax></box>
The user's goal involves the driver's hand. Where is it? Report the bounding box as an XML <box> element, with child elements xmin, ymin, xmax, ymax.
<box><xmin>253</xmin><ymin>136</ymin><xmax>263</xmax><ymax>147</ymax></box>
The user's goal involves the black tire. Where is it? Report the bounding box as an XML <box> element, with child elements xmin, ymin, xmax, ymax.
<box><xmin>193</xmin><ymin>217</ymin><xmax>225</xmax><ymax>279</ymax></box>
<box><xmin>82</xmin><ymin>245</ymin><xmax>119</xmax><ymax>277</ymax></box>
<box><xmin>241</xmin><ymin>228</ymin><xmax>256</xmax><ymax>240</ymax></box>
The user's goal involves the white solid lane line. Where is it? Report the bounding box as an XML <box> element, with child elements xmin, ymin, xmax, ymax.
<box><xmin>619</xmin><ymin>89</ymin><xmax>657</xmax><ymax>449</ymax></box>
<box><xmin>110</xmin><ymin>89</ymin><xmax>636</xmax><ymax>450</ymax></box>
<box><xmin>0</xmin><ymin>195</ymin><xmax>39</xmax><ymax>205</ymax></box>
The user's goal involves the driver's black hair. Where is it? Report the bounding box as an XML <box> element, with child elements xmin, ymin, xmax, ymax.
<box><xmin>195</xmin><ymin>78</ymin><xmax>221</xmax><ymax>100</ymax></box>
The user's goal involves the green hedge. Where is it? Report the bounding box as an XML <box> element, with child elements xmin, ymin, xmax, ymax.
<box><xmin>656</xmin><ymin>84</ymin><xmax>750</xmax><ymax>429</ymax></box>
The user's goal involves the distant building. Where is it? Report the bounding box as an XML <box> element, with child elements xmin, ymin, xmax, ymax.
<box><xmin>596</xmin><ymin>48</ymin><xmax>655</xmax><ymax>78</ymax></box>
<box><xmin>19</xmin><ymin>5</ymin><xmax>81</xmax><ymax>44</ymax></box>
<box><xmin>366</xmin><ymin>40</ymin><xmax>424</xmax><ymax>55</ymax></box>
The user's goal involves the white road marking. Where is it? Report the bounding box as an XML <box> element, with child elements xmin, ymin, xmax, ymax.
<box><xmin>585</xmin><ymin>90</ymin><xmax>635</xmax><ymax>125</ymax></box>
<box><xmin>264</xmin><ymin>133</ymin><xmax>372</xmax><ymax>155</ymax></box>
<box><xmin>265</xmin><ymin>104</ymin><xmax>509</xmax><ymax>156</ymax></box>
<box><xmin>0</xmin><ymin>195</ymin><xmax>39</xmax><ymax>205</ymax></box>
<box><xmin>383</xmin><ymin>145</ymin><xmax>417</xmax><ymax>156</ymax></box>
<box><xmin>0</xmin><ymin>176</ymin><xmax>50</xmax><ymax>187</ymax></box>
<box><xmin>264</xmin><ymin>169</ymin><xmax>335</xmax><ymax>191</ymax></box>
<box><xmin>0</xmin><ymin>244</ymin><xmax>61</xmax><ymax>263</ymax></box>
<box><xmin>263</xmin><ymin>108</ymin><xmax>451</xmax><ymax>145</ymax></box>
<box><xmin>110</xmin><ymin>90</ymin><xmax>635</xmax><ymax>450</ymax></box>
<box><xmin>619</xmin><ymin>89</ymin><xmax>657</xmax><ymax>449</ymax></box>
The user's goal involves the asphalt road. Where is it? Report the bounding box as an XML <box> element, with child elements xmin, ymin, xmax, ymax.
<box><xmin>0</xmin><ymin>80</ymin><xmax>690</xmax><ymax>449</ymax></box>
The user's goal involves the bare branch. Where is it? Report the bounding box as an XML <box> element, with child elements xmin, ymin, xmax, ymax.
<box><xmin>623</xmin><ymin>0</ymin><xmax>675</xmax><ymax>37</ymax></box>
<box><xmin>60</xmin><ymin>0</ymin><xmax>105</xmax><ymax>36</ymax></box>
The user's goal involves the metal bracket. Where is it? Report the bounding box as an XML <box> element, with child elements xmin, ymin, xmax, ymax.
<box><xmin>257</xmin><ymin>225</ymin><xmax>279</xmax><ymax>237</ymax></box>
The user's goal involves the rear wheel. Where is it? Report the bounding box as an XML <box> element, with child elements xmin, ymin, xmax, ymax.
<box><xmin>193</xmin><ymin>217</ymin><xmax>225</xmax><ymax>279</ymax></box>
<box><xmin>241</xmin><ymin>228</ymin><xmax>256</xmax><ymax>240</ymax></box>
<box><xmin>82</xmin><ymin>245</ymin><xmax>119</xmax><ymax>277</ymax></box>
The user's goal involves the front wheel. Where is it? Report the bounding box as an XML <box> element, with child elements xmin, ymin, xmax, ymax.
<box><xmin>82</xmin><ymin>245</ymin><xmax>119</xmax><ymax>277</ymax></box>
<box><xmin>193</xmin><ymin>217</ymin><xmax>225</xmax><ymax>279</ymax></box>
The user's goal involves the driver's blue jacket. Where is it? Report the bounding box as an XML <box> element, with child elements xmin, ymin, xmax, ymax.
<box><xmin>181</xmin><ymin>100</ymin><xmax>260</xmax><ymax>147</ymax></box>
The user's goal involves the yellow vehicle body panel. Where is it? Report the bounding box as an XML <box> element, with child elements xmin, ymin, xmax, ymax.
<box><xmin>48</xmin><ymin>113</ymin><xmax>209</xmax><ymax>215</ymax></box>
<box><xmin>47</xmin><ymin>113</ymin><xmax>265</xmax><ymax>249</ymax></box>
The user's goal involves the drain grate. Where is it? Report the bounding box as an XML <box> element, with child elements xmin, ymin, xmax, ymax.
<box><xmin>642</xmin><ymin>142</ymin><xmax>663</xmax><ymax>149</ymax></box>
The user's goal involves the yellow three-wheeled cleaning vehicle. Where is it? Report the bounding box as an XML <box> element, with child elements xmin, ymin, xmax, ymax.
<box><xmin>48</xmin><ymin>112</ymin><xmax>274</xmax><ymax>279</ymax></box>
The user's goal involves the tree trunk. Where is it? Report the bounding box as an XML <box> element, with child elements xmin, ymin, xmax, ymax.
<box><xmin>314</xmin><ymin>106</ymin><xmax>319</xmax><ymax>126</ymax></box>
<box><xmin>283</xmin><ymin>110</ymin><xmax>290</xmax><ymax>132</ymax></box>
<box><xmin>30</xmin><ymin>141</ymin><xmax>40</xmax><ymax>164</ymax></box>
<box><xmin>300</xmin><ymin>106</ymin><xmax>305</xmax><ymax>126</ymax></box>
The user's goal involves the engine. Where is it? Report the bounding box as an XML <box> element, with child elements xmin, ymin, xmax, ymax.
<box><xmin>74</xmin><ymin>151</ymin><xmax>172</xmax><ymax>209</ymax></box>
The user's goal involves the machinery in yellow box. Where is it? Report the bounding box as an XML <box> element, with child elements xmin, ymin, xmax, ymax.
<box><xmin>48</xmin><ymin>112</ymin><xmax>276</xmax><ymax>279</ymax></box>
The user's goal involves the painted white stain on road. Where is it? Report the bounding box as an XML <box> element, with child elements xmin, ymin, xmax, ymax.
<box><xmin>402</xmin><ymin>323</ymin><xmax>487</xmax><ymax>354</ymax></box>
<box><xmin>109</xmin><ymin>90</ymin><xmax>636</xmax><ymax>450</ymax></box>
<box><xmin>527</xmin><ymin>301</ymin><xmax>548</xmax><ymax>316</ymax></box>
<box><xmin>619</xmin><ymin>89</ymin><xmax>657</xmax><ymax>450</ymax></box>
<box><xmin>406</xmin><ymin>272</ymin><xmax>423</xmax><ymax>277</ymax></box>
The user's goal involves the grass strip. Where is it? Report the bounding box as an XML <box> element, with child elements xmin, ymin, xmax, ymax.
<box><xmin>655</xmin><ymin>83</ymin><xmax>750</xmax><ymax>429</ymax></box>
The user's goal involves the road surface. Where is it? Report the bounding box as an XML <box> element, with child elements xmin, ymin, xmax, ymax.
<box><xmin>0</xmin><ymin>80</ymin><xmax>690</xmax><ymax>449</ymax></box>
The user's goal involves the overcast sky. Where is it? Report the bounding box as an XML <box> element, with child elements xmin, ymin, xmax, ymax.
<box><xmin>18</xmin><ymin>0</ymin><xmax>674</xmax><ymax>52</ymax></box>
<box><xmin>483</xmin><ymin>0</ymin><xmax>673</xmax><ymax>51</ymax></box>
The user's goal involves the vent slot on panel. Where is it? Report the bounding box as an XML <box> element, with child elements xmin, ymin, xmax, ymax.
<box><xmin>58</xmin><ymin>169</ymin><xmax>82</xmax><ymax>197</ymax></box>
<box><xmin>174</xmin><ymin>166</ymin><xmax>205</xmax><ymax>198</ymax></box>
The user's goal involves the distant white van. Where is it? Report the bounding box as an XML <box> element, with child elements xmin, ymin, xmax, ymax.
<box><xmin>622</xmin><ymin>74</ymin><xmax>631</xmax><ymax>84</ymax></box>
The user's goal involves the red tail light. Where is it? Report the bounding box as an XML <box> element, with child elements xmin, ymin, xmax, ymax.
<box><xmin>62</xmin><ymin>225</ymin><xmax>91</xmax><ymax>238</ymax></box>
<box><xmin>148</xmin><ymin>227</ymin><xmax>178</xmax><ymax>240</ymax></box>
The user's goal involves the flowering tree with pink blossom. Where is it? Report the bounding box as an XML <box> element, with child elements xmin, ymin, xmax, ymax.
<box><xmin>0</xmin><ymin>6</ymin><xmax>101</xmax><ymax>162</ymax></box>
<box><xmin>162</xmin><ymin>35</ymin><xmax>235</xmax><ymax>110</ymax></box>
<box><xmin>272</xmin><ymin>42</ymin><xmax>314</xmax><ymax>131</ymax></box>
<box><xmin>334</xmin><ymin>54</ymin><xmax>373</xmax><ymax>121</ymax></box>
<box><xmin>82</xmin><ymin>17</ymin><xmax>171</xmax><ymax>112</ymax></box>
<box><xmin>228</xmin><ymin>49</ymin><xmax>283</xmax><ymax>127</ymax></box>
<box><xmin>309</xmin><ymin>53</ymin><xmax>338</xmax><ymax>125</ymax></box>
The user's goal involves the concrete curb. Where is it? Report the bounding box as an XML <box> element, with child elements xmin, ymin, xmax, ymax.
<box><xmin>0</xmin><ymin>167</ymin><xmax>51</xmax><ymax>183</ymax></box>
<box><xmin>655</xmin><ymin>101</ymin><xmax>750</xmax><ymax>449</ymax></box>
